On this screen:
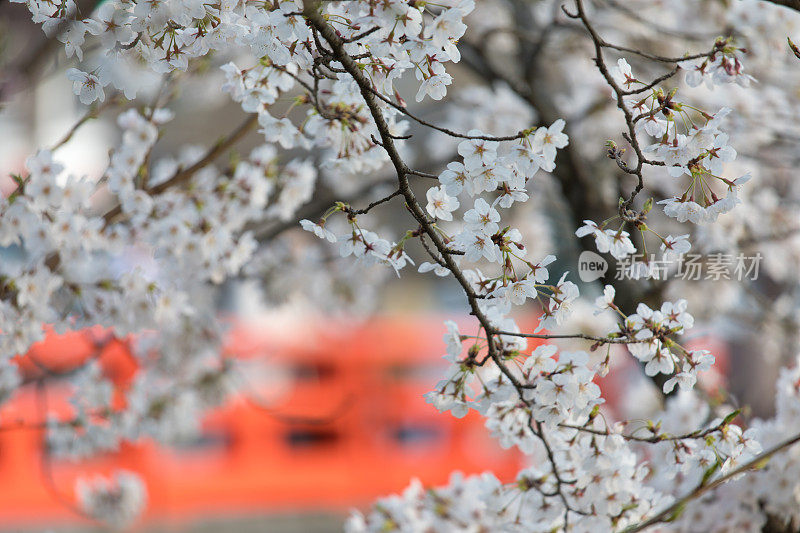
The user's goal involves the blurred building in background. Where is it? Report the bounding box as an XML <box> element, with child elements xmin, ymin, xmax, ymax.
<box><xmin>0</xmin><ymin>317</ymin><xmax>531</xmax><ymax>532</ymax></box>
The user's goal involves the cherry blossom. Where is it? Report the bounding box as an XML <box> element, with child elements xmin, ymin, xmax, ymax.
<box><xmin>425</xmin><ymin>186</ymin><xmax>460</xmax><ymax>221</ymax></box>
<box><xmin>3</xmin><ymin>0</ymin><xmax>800</xmax><ymax>530</ymax></box>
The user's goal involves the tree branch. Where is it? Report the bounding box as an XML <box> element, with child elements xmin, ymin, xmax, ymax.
<box><xmin>762</xmin><ymin>0</ymin><xmax>800</xmax><ymax>12</ymax></box>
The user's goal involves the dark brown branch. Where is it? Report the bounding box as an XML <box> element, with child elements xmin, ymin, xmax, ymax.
<box><xmin>365</xmin><ymin>85</ymin><xmax>529</xmax><ymax>142</ymax></box>
<box><xmin>762</xmin><ymin>0</ymin><xmax>800</xmax><ymax>12</ymax></box>
<box><xmin>348</xmin><ymin>189</ymin><xmax>402</xmax><ymax>215</ymax></box>
<box><xmin>560</xmin><ymin>418</ymin><xmax>729</xmax><ymax>444</ymax></box>
<box><xmin>621</xmin><ymin>67</ymin><xmax>679</xmax><ymax>96</ymax></box>
<box><xmin>494</xmin><ymin>329</ymin><xmax>638</xmax><ymax>345</ymax></box>
<box><xmin>301</xmin><ymin>0</ymin><xmax>527</xmax><ymax>393</ymax></box>
<box><xmin>572</xmin><ymin>0</ymin><xmax>649</xmax><ymax>212</ymax></box>
<box><xmin>406</xmin><ymin>169</ymin><xmax>438</xmax><ymax>179</ymax></box>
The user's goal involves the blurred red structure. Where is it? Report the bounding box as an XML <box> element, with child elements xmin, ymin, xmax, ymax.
<box><xmin>1</xmin><ymin>316</ymin><xmax>726</xmax><ymax>528</ymax></box>
<box><xmin>0</xmin><ymin>316</ymin><xmax>535</xmax><ymax>528</ymax></box>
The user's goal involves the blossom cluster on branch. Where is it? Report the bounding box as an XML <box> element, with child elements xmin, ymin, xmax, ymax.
<box><xmin>2</xmin><ymin>0</ymin><xmax>800</xmax><ymax>531</ymax></box>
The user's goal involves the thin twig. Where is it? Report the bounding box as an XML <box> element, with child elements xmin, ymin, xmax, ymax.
<box><xmin>348</xmin><ymin>189</ymin><xmax>402</xmax><ymax>215</ymax></box>
<box><xmin>51</xmin><ymin>95</ymin><xmax>121</xmax><ymax>151</ymax></box>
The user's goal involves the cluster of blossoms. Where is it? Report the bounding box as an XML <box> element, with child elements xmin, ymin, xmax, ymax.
<box><xmin>608</xmin><ymin>55</ymin><xmax>753</xmax><ymax>222</ymax></box>
<box><xmin>574</xmin><ymin>61</ymin><xmax>753</xmax><ymax>272</ymax></box>
<box><xmin>576</xmin><ymin>220</ymin><xmax>693</xmax><ymax>279</ymax></box>
<box><xmin>408</xmin><ymin>249</ymin><xmax>745</xmax><ymax>530</ymax></box>
<box><xmin>0</xmin><ymin>103</ymin><xmax>310</xmax><ymax>362</ymax></box>
<box><xmin>302</xmin><ymin>120</ymin><xmax>567</xmax><ymax>277</ymax></box>
<box><xmin>564</xmin><ymin>77</ymin><xmax>751</xmax><ymax>281</ymax></box>
<box><xmin>626</xmin><ymin>62</ymin><xmax>752</xmax><ymax>224</ymax></box>
<box><xmin>576</xmin><ymin>219</ymin><xmax>637</xmax><ymax>261</ymax></box>
<box><xmin>4</xmin><ymin>0</ymin><xmax>800</xmax><ymax>530</ymax></box>
<box><xmin>613</xmin><ymin>298</ymin><xmax>709</xmax><ymax>392</ymax></box>
<box><xmin>640</xmin><ymin>392</ymin><xmax>762</xmax><ymax>498</ymax></box>
<box><xmin>347</xmin><ymin>453</ymin><xmax>658</xmax><ymax>532</ymax></box>
<box><xmin>357</xmin><ymin>370</ymin><xmax>781</xmax><ymax>533</ymax></box>
<box><xmin>75</xmin><ymin>470</ymin><xmax>146</xmax><ymax>529</ymax></box>
<box><xmin>0</xmin><ymin>106</ymin><xmax>318</xmax><ymax>519</ymax></box>
<box><xmin>417</xmin><ymin>122</ymin><xmax>566</xmax><ymax>270</ymax></box>
<box><xmin>681</xmin><ymin>37</ymin><xmax>756</xmax><ymax>89</ymax></box>
<box><xmin>636</xmin><ymin>354</ymin><xmax>800</xmax><ymax>533</ymax></box>
<box><xmin>215</xmin><ymin>0</ymin><xmax>475</xmax><ymax>174</ymax></box>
